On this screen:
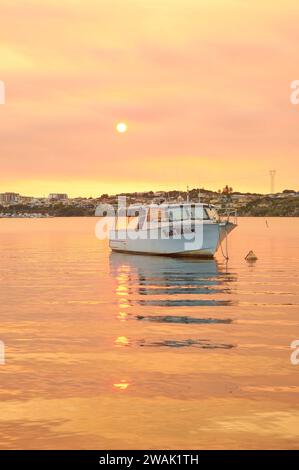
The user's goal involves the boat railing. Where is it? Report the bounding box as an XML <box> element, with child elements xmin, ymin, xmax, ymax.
<box><xmin>218</xmin><ymin>208</ymin><xmax>238</xmax><ymax>225</ymax></box>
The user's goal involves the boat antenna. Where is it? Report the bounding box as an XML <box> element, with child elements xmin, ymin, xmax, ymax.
<box><xmin>186</xmin><ymin>185</ymin><xmax>190</xmax><ymax>203</ymax></box>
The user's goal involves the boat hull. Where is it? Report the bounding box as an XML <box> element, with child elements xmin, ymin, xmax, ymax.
<box><xmin>109</xmin><ymin>221</ymin><xmax>236</xmax><ymax>258</ymax></box>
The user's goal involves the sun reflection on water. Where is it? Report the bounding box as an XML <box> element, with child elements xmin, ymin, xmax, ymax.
<box><xmin>113</xmin><ymin>379</ymin><xmax>130</xmax><ymax>391</ymax></box>
<box><xmin>115</xmin><ymin>336</ymin><xmax>130</xmax><ymax>348</ymax></box>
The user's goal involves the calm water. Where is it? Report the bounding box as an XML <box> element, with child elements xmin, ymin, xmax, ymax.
<box><xmin>0</xmin><ymin>217</ymin><xmax>298</xmax><ymax>449</ymax></box>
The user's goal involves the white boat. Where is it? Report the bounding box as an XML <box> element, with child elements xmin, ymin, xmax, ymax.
<box><xmin>109</xmin><ymin>203</ymin><xmax>237</xmax><ymax>258</ymax></box>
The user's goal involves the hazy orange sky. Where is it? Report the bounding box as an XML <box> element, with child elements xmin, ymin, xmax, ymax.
<box><xmin>0</xmin><ymin>0</ymin><xmax>299</xmax><ymax>197</ymax></box>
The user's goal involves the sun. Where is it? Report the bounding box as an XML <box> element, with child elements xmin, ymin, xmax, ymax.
<box><xmin>116</xmin><ymin>122</ymin><xmax>128</xmax><ymax>133</ymax></box>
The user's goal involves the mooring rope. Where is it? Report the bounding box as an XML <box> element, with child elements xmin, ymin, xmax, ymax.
<box><xmin>219</xmin><ymin>223</ymin><xmax>229</xmax><ymax>260</ymax></box>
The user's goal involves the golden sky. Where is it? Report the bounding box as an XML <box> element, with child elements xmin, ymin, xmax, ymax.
<box><xmin>0</xmin><ymin>0</ymin><xmax>299</xmax><ymax>197</ymax></box>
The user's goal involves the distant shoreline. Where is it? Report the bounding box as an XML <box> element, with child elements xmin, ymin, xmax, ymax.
<box><xmin>1</xmin><ymin>192</ymin><xmax>299</xmax><ymax>217</ymax></box>
<box><xmin>1</xmin><ymin>215</ymin><xmax>299</xmax><ymax>219</ymax></box>
<box><xmin>2</xmin><ymin>189</ymin><xmax>299</xmax><ymax>217</ymax></box>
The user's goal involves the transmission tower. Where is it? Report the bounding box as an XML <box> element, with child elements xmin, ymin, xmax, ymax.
<box><xmin>269</xmin><ymin>170</ymin><xmax>276</xmax><ymax>194</ymax></box>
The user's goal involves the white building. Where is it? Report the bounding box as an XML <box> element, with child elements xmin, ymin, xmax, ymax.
<box><xmin>0</xmin><ymin>192</ymin><xmax>19</xmax><ymax>205</ymax></box>
<box><xmin>48</xmin><ymin>193</ymin><xmax>68</xmax><ymax>201</ymax></box>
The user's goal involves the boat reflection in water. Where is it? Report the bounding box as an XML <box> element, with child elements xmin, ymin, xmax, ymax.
<box><xmin>110</xmin><ymin>253</ymin><xmax>236</xmax><ymax>350</ymax></box>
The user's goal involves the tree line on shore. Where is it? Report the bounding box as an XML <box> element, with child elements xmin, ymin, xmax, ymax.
<box><xmin>1</xmin><ymin>196</ymin><xmax>299</xmax><ymax>217</ymax></box>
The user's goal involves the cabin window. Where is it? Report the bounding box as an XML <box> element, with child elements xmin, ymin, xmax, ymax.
<box><xmin>168</xmin><ymin>207</ymin><xmax>183</xmax><ymax>221</ymax></box>
<box><xmin>127</xmin><ymin>208</ymin><xmax>147</xmax><ymax>230</ymax></box>
<box><xmin>168</xmin><ymin>206</ymin><xmax>210</xmax><ymax>221</ymax></box>
<box><xmin>145</xmin><ymin>206</ymin><xmax>211</xmax><ymax>223</ymax></box>
<box><xmin>191</xmin><ymin>206</ymin><xmax>210</xmax><ymax>220</ymax></box>
<box><xmin>206</xmin><ymin>207</ymin><xmax>219</xmax><ymax>221</ymax></box>
<box><xmin>147</xmin><ymin>208</ymin><xmax>158</xmax><ymax>222</ymax></box>
<box><xmin>147</xmin><ymin>207</ymin><xmax>167</xmax><ymax>222</ymax></box>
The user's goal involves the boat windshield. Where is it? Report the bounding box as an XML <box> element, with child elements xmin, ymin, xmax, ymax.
<box><xmin>145</xmin><ymin>205</ymin><xmax>210</xmax><ymax>223</ymax></box>
<box><xmin>168</xmin><ymin>206</ymin><xmax>210</xmax><ymax>221</ymax></box>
